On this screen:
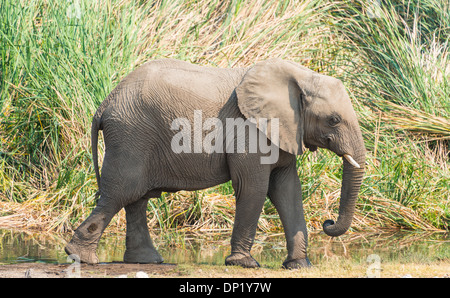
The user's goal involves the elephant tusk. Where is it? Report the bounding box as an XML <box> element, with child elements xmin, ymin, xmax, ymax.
<box><xmin>343</xmin><ymin>154</ymin><xmax>360</xmax><ymax>168</ymax></box>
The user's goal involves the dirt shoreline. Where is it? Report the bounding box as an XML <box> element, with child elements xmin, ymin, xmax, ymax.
<box><xmin>0</xmin><ymin>262</ymin><xmax>177</xmax><ymax>278</ymax></box>
<box><xmin>1</xmin><ymin>261</ymin><xmax>449</xmax><ymax>278</ymax></box>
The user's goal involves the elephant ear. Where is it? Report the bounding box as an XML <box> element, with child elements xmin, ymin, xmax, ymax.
<box><xmin>235</xmin><ymin>58</ymin><xmax>313</xmax><ymax>155</ymax></box>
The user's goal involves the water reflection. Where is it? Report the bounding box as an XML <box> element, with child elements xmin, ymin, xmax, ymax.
<box><xmin>0</xmin><ymin>230</ymin><xmax>125</xmax><ymax>264</ymax></box>
<box><xmin>0</xmin><ymin>229</ymin><xmax>448</xmax><ymax>266</ymax></box>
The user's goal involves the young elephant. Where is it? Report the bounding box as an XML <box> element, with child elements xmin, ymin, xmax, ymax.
<box><xmin>65</xmin><ymin>58</ymin><xmax>365</xmax><ymax>269</ymax></box>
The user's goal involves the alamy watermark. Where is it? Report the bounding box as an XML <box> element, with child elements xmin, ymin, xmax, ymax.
<box><xmin>367</xmin><ymin>0</ymin><xmax>382</xmax><ymax>19</ymax></box>
<box><xmin>66</xmin><ymin>0</ymin><xmax>82</xmax><ymax>20</ymax></box>
<box><xmin>65</xmin><ymin>254</ymin><xmax>81</xmax><ymax>278</ymax></box>
<box><xmin>366</xmin><ymin>254</ymin><xmax>382</xmax><ymax>278</ymax></box>
<box><xmin>170</xmin><ymin>110</ymin><xmax>280</xmax><ymax>164</ymax></box>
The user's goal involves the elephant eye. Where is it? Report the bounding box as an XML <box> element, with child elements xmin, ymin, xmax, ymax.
<box><xmin>328</xmin><ymin>115</ymin><xmax>341</xmax><ymax>127</ymax></box>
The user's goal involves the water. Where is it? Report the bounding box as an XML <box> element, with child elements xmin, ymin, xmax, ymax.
<box><xmin>0</xmin><ymin>229</ymin><xmax>448</xmax><ymax>266</ymax></box>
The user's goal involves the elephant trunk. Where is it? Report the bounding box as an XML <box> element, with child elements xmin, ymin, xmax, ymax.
<box><xmin>322</xmin><ymin>143</ymin><xmax>365</xmax><ymax>237</ymax></box>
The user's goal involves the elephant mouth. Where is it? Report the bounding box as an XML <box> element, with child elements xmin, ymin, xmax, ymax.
<box><xmin>305</xmin><ymin>142</ymin><xmax>318</xmax><ymax>152</ymax></box>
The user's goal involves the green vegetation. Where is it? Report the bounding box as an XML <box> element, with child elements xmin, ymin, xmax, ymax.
<box><xmin>1</xmin><ymin>0</ymin><xmax>449</xmax><ymax>234</ymax></box>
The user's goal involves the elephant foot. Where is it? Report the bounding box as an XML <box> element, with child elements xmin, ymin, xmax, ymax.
<box><xmin>123</xmin><ymin>247</ymin><xmax>164</xmax><ymax>264</ymax></box>
<box><xmin>282</xmin><ymin>257</ymin><xmax>312</xmax><ymax>269</ymax></box>
<box><xmin>64</xmin><ymin>241</ymin><xmax>99</xmax><ymax>264</ymax></box>
<box><xmin>225</xmin><ymin>253</ymin><xmax>260</xmax><ymax>268</ymax></box>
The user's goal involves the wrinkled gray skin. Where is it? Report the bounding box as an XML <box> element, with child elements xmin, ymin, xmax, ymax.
<box><xmin>65</xmin><ymin>58</ymin><xmax>366</xmax><ymax>269</ymax></box>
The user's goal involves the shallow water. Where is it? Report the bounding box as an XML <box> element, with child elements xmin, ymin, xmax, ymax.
<box><xmin>0</xmin><ymin>229</ymin><xmax>448</xmax><ymax>267</ymax></box>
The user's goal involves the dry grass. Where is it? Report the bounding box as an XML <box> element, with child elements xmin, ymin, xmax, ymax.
<box><xmin>164</xmin><ymin>262</ymin><xmax>450</xmax><ymax>278</ymax></box>
<box><xmin>381</xmin><ymin>101</ymin><xmax>450</xmax><ymax>141</ymax></box>
<box><xmin>0</xmin><ymin>188</ymin><xmax>443</xmax><ymax>235</ymax></box>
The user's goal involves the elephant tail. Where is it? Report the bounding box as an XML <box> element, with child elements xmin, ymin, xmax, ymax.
<box><xmin>91</xmin><ymin>114</ymin><xmax>102</xmax><ymax>190</ymax></box>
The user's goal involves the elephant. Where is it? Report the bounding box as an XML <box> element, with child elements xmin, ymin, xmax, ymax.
<box><xmin>65</xmin><ymin>58</ymin><xmax>366</xmax><ymax>269</ymax></box>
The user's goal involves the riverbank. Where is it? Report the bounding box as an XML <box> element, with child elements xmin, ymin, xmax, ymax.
<box><xmin>0</xmin><ymin>229</ymin><xmax>448</xmax><ymax>278</ymax></box>
<box><xmin>0</xmin><ymin>260</ymin><xmax>448</xmax><ymax>278</ymax></box>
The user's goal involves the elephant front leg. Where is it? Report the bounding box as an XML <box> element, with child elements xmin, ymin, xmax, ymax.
<box><xmin>268</xmin><ymin>164</ymin><xmax>311</xmax><ymax>269</ymax></box>
<box><xmin>225</xmin><ymin>192</ymin><xmax>267</xmax><ymax>268</ymax></box>
<box><xmin>225</xmin><ymin>165</ymin><xmax>270</xmax><ymax>268</ymax></box>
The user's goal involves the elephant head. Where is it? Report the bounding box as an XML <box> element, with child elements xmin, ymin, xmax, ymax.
<box><xmin>235</xmin><ymin>58</ymin><xmax>366</xmax><ymax>237</ymax></box>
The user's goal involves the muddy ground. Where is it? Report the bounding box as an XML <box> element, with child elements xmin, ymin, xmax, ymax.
<box><xmin>0</xmin><ymin>262</ymin><xmax>178</xmax><ymax>278</ymax></box>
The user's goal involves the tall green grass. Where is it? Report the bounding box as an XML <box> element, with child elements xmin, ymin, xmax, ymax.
<box><xmin>0</xmin><ymin>0</ymin><xmax>448</xmax><ymax>233</ymax></box>
<box><xmin>331</xmin><ymin>0</ymin><xmax>449</xmax><ymax>137</ymax></box>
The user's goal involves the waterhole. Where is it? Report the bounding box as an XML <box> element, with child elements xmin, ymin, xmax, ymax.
<box><xmin>0</xmin><ymin>229</ymin><xmax>448</xmax><ymax>266</ymax></box>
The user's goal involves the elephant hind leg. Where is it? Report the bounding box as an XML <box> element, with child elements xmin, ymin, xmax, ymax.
<box><xmin>65</xmin><ymin>201</ymin><xmax>119</xmax><ymax>264</ymax></box>
<box><xmin>123</xmin><ymin>197</ymin><xmax>163</xmax><ymax>264</ymax></box>
<box><xmin>65</xmin><ymin>152</ymin><xmax>150</xmax><ymax>264</ymax></box>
